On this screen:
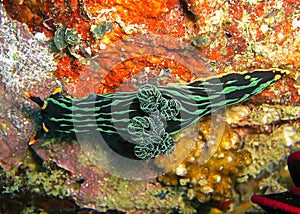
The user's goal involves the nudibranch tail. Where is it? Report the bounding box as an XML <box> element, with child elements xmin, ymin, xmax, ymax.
<box><xmin>216</xmin><ymin>68</ymin><xmax>289</xmax><ymax>105</ymax></box>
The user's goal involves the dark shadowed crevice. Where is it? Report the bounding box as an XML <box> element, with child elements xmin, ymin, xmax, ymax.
<box><xmin>179</xmin><ymin>0</ymin><xmax>198</xmax><ymax>23</ymax></box>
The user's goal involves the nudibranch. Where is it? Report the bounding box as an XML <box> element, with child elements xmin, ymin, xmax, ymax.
<box><xmin>26</xmin><ymin>68</ymin><xmax>289</xmax><ymax>160</ymax></box>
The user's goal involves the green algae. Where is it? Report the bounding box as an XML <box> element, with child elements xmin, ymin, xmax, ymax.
<box><xmin>64</xmin><ymin>28</ymin><xmax>81</xmax><ymax>46</ymax></box>
<box><xmin>0</xmin><ymin>148</ymin><xmax>69</xmax><ymax>199</ymax></box>
<box><xmin>93</xmin><ymin>175</ymin><xmax>190</xmax><ymax>213</ymax></box>
<box><xmin>90</xmin><ymin>22</ymin><xmax>112</xmax><ymax>41</ymax></box>
<box><xmin>21</xmin><ymin>206</ymin><xmax>47</xmax><ymax>214</ymax></box>
<box><xmin>54</xmin><ymin>25</ymin><xmax>68</xmax><ymax>50</ymax></box>
<box><xmin>191</xmin><ymin>36</ymin><xmax>211</xmax><ymax>48</ymax></box>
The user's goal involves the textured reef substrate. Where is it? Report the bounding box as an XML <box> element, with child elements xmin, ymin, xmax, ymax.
<box><xmin>1</xmin><ymin>0</ymin><xmax>300</xmax><ymax>213</ymax></box>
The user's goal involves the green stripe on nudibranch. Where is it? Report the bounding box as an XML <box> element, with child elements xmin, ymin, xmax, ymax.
<box><xmin>26</xmin><ymin>68</ymin><xmax>289</xmax><ymax>159</ymax></box>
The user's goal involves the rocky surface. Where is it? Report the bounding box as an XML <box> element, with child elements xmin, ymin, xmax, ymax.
<box><xmin>1</xmin><ymin>0</ymin><xmax>300</xmax><ymax>213</ymax></box>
